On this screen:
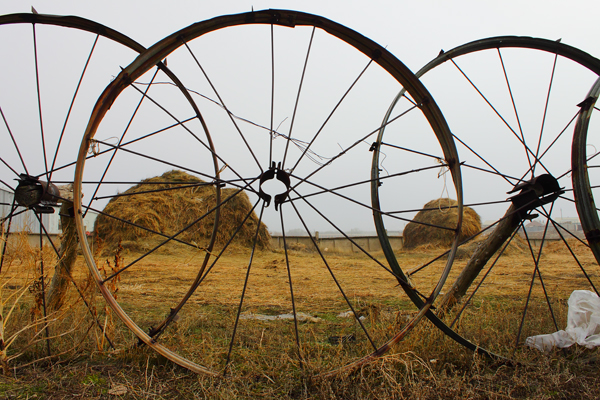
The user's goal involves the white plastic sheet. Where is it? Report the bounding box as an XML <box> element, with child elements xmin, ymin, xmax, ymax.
<box><xmin>525</xmin><ymin>290</ymin><xmax>600</xmax><ymax>351</ymax></box>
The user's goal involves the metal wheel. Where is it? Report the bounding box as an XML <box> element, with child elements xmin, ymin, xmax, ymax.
<box><xmin>73</xmin><ymin>9</ymin><xmax>462</xmax><ymax>375</ymax></box>
<box><xmin>376</xmin><ymin>37</ymin><xmax>600</xmax><ymax>358</ymax></box>
<box><xmin>572</xmin><ymin>78</ymin><xmax>600</xmax><ymax>266</ymax></box>
<box><xmin>0</xmin><ymin>13</ymin><xmax>158</xmax><ymax>355</ymax></box>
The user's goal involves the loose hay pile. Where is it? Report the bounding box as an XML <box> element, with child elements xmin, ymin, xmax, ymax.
<box><xmin>403</xmin><ymin>198</ymin><xmax>480</xmax><ymax>249</ymax></box>
<box><xmin>94</xmin><ymin>170</ymin><xmax>271</xmax><ymax>252</ymax></box>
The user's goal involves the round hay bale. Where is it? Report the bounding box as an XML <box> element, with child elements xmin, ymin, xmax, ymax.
<box><xmin>94</xmin><ymin>170</ymin><xmax>271</xmax><ymax>253</ymax></box>
<box><xmin>402</xmin><ymin>198</ymin><xmax>480</xmax><ymax>250</ymax></box>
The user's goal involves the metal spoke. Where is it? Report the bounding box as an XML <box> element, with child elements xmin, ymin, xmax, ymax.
<box><xmin>149</xmin><ymin>193</ymin><xmax>262</xmax><ymax>341</ymax></box>
<box><xmin>450</xmin><ymin>58</ymin><xmax>546</xmax><ymax>175</ymax></box>
<box><xmin>288</xmin><ymin>170</ymin><xmax>457</xmax><ymax>232</ymax></box>
<box><xmin>289</xmin><ymin>58</ymin><xmax>375</xmax><ymax>174</ymax></box>
<box><xmin>182</xmin><ymin>40</ymin><xmax>263</xmax><ymax>173</ymax></box>
<box><xmin>269</xmin><ymin>23</ymin><xmax>275</xmax><ymax>166</ymax></box>
<box><xmin>497</xmin><ymin>49</ymin><xmax>534</xmax><ymax>174</ymax></box>
<box><xmin>48</xmin><ymin>34</ymin><xmax>100</xmax><ymax>182</ymax></box>
<box><xmin>92</xmin><ymin>181</ymin><xmax>217</xmax><ymax>201</ymax></box>
<box><xmin>224</xmin><ymin>200</ymin><xmax>266</xmax><ymax>373</ymax></box>
<box><xmin>0</xmin><ymin>107</ymin><xmax>28</xmax><ymax>176</ymax></box>
<box><xmin>279</xmin><ymin>205</ymin><xmax>302</xmax><ymax>362</ymax></box>
<box><xmin>87</xmin><ymin>139</ymin><xmax>259</xmax><ymax>196</ymax></box>
<box><xmin>452</xmin><ymin>132</ymin><xmax>517</xmax><ymax>186</ymax></box>
<box><xmin>32</xmin><ymin>25</ymin><xmax>49</xmax><ymax>181</ymax></box>
<box><xmin>100</xmin><ymin>182</ymin><xmax>256</xmax><ymax>283</ymax></box>
<box><xmin>290</xmin><ymin>104</ymin><xmax>420</xmax><ymax>193</ymax></box>
<box><xmin>282</xmin><ymin>26</ymin><xmax>315</xmax><ymax>169</ymax></box>
<box><xmin>532</xmin><ymin>53</ymin><xmax>558</xmax><ymax>175</ymax></box>
<box><xmin>289</xmin><ymin>199</ymin><xmax>378</xmax><ymax>351</ymax></box>
<box><xmin>292</xmin><ymin>187</ymin><xmax>425</xmax><ymax>298</ymax></box>
<box><xmin>83</xmin><ymin>67</ymin><xmax>161</xmax><ymax>217</ymax></box>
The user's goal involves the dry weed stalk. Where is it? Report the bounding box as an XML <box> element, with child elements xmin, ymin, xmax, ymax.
<box><xmin>0</xmin><ymin>229</ymin><xmax>110</xmax><ymax>374</ymax></box>
<box><xmin>95</xmin><ymin>241</ymin><xmax>123</xmax><ymax>350</ymax></box>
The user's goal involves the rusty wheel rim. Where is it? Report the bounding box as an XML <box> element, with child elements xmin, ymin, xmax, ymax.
<box><xmin>73</xmin><ymin>9</ymin><xmax>460</xmax><ymax>375</ymax></box>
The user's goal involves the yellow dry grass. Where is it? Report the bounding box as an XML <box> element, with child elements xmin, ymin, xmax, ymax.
<box><xmin>1</xmin><ymin>231</ymin><xmax>599</xmax><ymax>383</ymax></box>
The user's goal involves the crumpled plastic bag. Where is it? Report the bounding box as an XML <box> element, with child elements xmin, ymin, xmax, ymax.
<box><xmin>525</xmin><ymin>290</ymin><xmax>600</xmax><ymax>351</ymax></box>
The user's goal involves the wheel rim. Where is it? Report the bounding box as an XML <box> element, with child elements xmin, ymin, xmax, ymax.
<box><xmin>572</xmin><ymin>78</ymin><xmax>600</xmax><ymax>266</ymax></box>
<box><xmin>74</xmin><ymin>9</ymin><xmax>461</xmax><ymax>375</ymax></box>
<box><xmin>377</xmin><ymin>36</ymin><xmax>600</xmax><ymax>358</ymax></box>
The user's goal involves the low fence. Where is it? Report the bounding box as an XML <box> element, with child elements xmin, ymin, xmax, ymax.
<box><xmin>270</xmin><ymin>233</ymin><xmax>568</xmax><ymax>253</ymax></box>
<box><xmin>270</xmin><ymin>234</ymin><xmax>404</xmax><ymax>253</ymax></box>
<box><xmin>6</xmin><ymin>232</ymin><xmax>566</xmax><ymax>255</ymax></box>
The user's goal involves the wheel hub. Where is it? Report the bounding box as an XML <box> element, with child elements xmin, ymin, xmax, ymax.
<box><xmin>258</xmin><ymin>162</ymin><xmax>290</xmax><ymax>211</ymax></box>
<box><xmin>508</xmin><ymin>174</ymin><xmax>564</xmax><ymax>219</ymax></box>
<box><xmin>14</xmin><ymin>174</ymin><xmax>60</xmax><ymax>214</ymax></box>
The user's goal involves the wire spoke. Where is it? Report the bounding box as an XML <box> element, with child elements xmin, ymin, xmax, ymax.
<box><xmin>292</xmin><ymin>187</ymin><xmax>425</xmax><ymax>297</ymax></box>
<box><xmin>99</xmin><ymin>181</ymin><xmax>256</xmax><ymax>283</ymax></box>
<box><xmin>124</xmin><ymin>80</ymin><xmax>251</xmax><ymax>187</ymax></box>
<box><xmin>87</xmin><ymin>139</ymin><xmax>259</xmax><ymax>196</ymax></box>
<box><xmin>92</xmin><ymin>181</ymin><xmax>217</xmax><ymax>201</ymax></box>
<box><xmin>288</xmin><ymin>198</ymin><xmax>378</xmax><ymax>351</ymax></box>
<box><xmin>49</xmin><ymin>34</ymin><xmax>100</xmax><ymax>182</ymax></box>
<box><xmin>41</xmin><ymin>116</ymin><xmax>196</xmax><ymax>178</ymax></box>
<box><xmin>532</xmin><ymin>53</ymin><xmax>558</xmax><ymax>175</ymax></box>
<box><xmin>0</xmin><ymin>107</ymin><xmax>29</xmax><ymax>176</ymax></box>
<box><xmin>288</xmin><ymin>163</ymin><xmax>443</xmax><ymax>203</ymax></box>
<box><xmin>290</xmin><ymin>104</ymin><xmax>420</xmax><ymax>193</ymax></box>
<box><xmin>452</xmin><ymin>132</ymin><xmax>518</xmax><ymax>186</ymax></box>
<box><xmin>282</xmin><ymin>27</ymin><xmax>315</xmax><ymax>169</ymax></box>
<box><xmin>278</xmin><ymin>205</ymin><xmax>302</xmax><ymax>361</ymax></box>
<box><xmin>83</xmin><ymin>67</ymin><xmax>161</xmax><ymax>217</ymax></box>
<box><xmin>269</xmin><ymin>23</ymin><xmax>275</xmax><ymax>166</ymax></box>
<box><xmin>538</xmin><ymin>209</ymin><xmax>598</xmax><ymax>293</ymax></box>
<box><xmin>149</xmin><ymin>197</ymin><xmax>262</xmax><ymax>341</ymax></box>
<box><xmin>289</xmin><ymin>58</ymin><xmax>375</xmax><ymax>174</ymax></box>
<box><xmin>32</xmin><ymin>25</ymin><xmax>49</xmax><ymax>181</ymax></box>
<box><xmin>288</xmin><ymin>170</ymin><xmax>457</xmax><ymax>232</ymax></box>
<box><xmin>449</xmin><ymin>225</ymin><xmax>522</xmax><ymax>328</ymax></box>
<box><xmin>182</xmin><ymin>40</ymin><xmax>263</xmax><ymax>173</ymax></box>
<box><xmin>224</xmin><ymin>200</ymin><xmax>266</xmax><ymax>373</ymax></box>
<box><xmin>497</xmin><ymin>49</ymin><xmax>534</xmax><ymax>174</ymax></box>
<box><xmin>450</xmin><ymin>58</ymin><xmax>544</xmax><ymax>175</ymax></box>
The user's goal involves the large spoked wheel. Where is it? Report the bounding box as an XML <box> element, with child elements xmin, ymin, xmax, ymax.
<box><xmin>0</xmin><ymin>13</ymin><xmax>159</xmax><ymax>355</ymax></box>
<box><xmin>74</xmin><ymin>9</ymin><xmax>462</xmax><ymax>375</ymax></box>
<box><xmin>377</xmin><ymin>37</ymin><xmax>600</xmax><ymax>359</ymax></box>
<box><xmin>572</xmin><ymin>78</ymin><xmax>600</xmax><ymax>265</ymax></box>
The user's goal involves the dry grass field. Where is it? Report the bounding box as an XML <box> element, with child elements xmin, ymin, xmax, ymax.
<box><xmin>1</xmin><ymin>233</ymin><xmax>599</xmax><ymax>399</ymax></box>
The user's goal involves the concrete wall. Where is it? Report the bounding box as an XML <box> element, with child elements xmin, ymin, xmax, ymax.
<box><xmin>270</xmin><ymin>235</ymin><xmax>404</xmax><ymax>253</ymax></box>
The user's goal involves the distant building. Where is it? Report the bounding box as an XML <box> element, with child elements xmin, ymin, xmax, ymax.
<box><xmin>0</xmin><ymin>187</ymin><xmax>98</xmax><ymax>234</ymax></box>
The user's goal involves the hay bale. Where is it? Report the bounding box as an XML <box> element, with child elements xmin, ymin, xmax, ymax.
<box><xmin>95</xmin><ymin>170</ymin><xmax>271</xmax><ymax>252</ymax></box>
<box><xmin>403</xmin><ymin>198</ymin><xmax>480</xmax><ymax>249</ymax></box>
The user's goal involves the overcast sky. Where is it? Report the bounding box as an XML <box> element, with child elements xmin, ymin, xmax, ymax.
<box><xmin>2</xmin><ymin>1</ymin><xmax>599</xmax><ymax>233</ymax></box>
<box><xmin>2</xmin><ymin>0</ymin><xmax>599</xmax><ymax>72</ymax></box>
